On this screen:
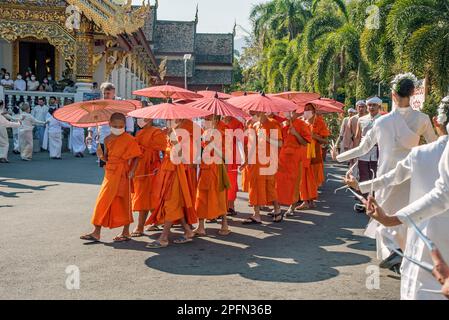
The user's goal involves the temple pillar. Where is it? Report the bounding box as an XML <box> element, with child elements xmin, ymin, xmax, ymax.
<box><xmin>74</xmin><ymin>19</ymin><xmax>94</xmax><ymax>102</ymax></box>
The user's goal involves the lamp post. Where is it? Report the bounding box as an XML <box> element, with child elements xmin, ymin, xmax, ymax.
<box><xmin>183</xmin><ymin>54</ymin><xmax>192</xmax><ymax>89</ymax></box>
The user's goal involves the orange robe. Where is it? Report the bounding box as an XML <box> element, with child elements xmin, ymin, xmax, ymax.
<box><xmin>310</xmin><ymin>115</ymin><xmax>330</xmax><ymax>187</ymax></box>
<box><xmin>131</xmin><ymin>126</ymin><xmax>167</xmax><ymax>212</ymax></box>
<box><xmin>91</xmin><ymin>133</ymin><xmax>142</xmax><ymax>228</ymax></box>
<box><xmin>146</xmin><ymin>146</ymin><xmax>197</xmax><ymax>225</ymax></box>
<box><xmin>223</xmin><ymin>117</ymin><xmax>244</xmax><ymax>202</ymax></box>
<box><xmin>300</xmin><ymin>115</ymin><xmax>330</xmax><ymax>201</ymax></box>
<box><xmin>195</xmin><ymin>125</ymin><xmax>230</xmax><ymax>219</ymax></box>
<box><xmin>276</xmin><ymin>118</ymin><xmax>311</xmax><ymax>205</ymax></box>
<box><xmin>247</xmin><ymin>118</ymin><xmax>282</xmax><ymax>206</ymax></box>
<box><xmin>177</xmin><ymin>119</ymin><xmax>201</xmax><ymax>218</ymax></box>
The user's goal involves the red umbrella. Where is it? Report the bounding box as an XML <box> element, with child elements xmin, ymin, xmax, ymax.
<box><xmin>184</xmin><ymin>94</ymin><xmax>248</xmax><ymax>118</ymax></box>
<box><xmin>270</xmin><ymin>91</ymin><xmax>320</xmax><ymax>105</ymax></box>
<box><xmin>230</xmin><ymin>91</ymin><xmax>258</xmax><ymax>97</ymax></box>
<box><xmin>54</xmin><ymin>99</ymin><xmax>141</xmax><ymax>125</ymax></box>
<box><xmin>128</xmin><ymin>102</ymin><xmax>211</xmax><ymax>120</ymax></box>
<box><xmin>228</xmin><ymin>93</ymin><xmax>298</xmax><ymax>113</ymax></box>
<box><xmin>296</xmin><ymin>99</ymin><xmax>344</xmax><ymax>114</ymax></box>
<box><xmin>197</xmin><ymin>90</ymin><xmax>232</xmax><ymax>99</ymax></box>
<box><xmin>319</xmin><ymin>97</ymin><xmax>345</xmax><ymax>108</ymax></box>
<box><xmin>133</xmin><ymin>84</ymin><xmax>203</xmax><ymax>100</ymax></box>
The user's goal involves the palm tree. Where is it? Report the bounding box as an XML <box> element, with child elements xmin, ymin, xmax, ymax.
<box><xmin>387</xmin><ymin>0</ymin><xmax>449</xmax><ymax>95</ymax></box>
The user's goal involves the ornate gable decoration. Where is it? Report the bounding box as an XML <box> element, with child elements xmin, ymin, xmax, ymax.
<box><xmin>66</xmin><ymin>0</ymin><xmax>150</xmax><ymax>36</ymax></box>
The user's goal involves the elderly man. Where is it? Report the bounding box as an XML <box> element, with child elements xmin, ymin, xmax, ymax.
<box><xmin>355</xmin><ymin>96</ymin><xmax>382</xmax><ymax>198</ymax></box>
<box><xmin>337</xmin><ymin>108</ymin><xmax>357</xmax><ymax>154</ymax></box>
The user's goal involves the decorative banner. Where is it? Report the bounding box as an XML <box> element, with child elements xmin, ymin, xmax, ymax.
<box><xmin>410</xmin><ymin>79</ymin><xmax>426</xmax><ymax>111</ymax></box>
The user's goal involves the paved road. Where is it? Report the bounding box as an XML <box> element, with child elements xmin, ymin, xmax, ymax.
<box><xmin>0</xmin><ymin>151</ymin><xmax>400</xmax><ymax>299</ymax></box>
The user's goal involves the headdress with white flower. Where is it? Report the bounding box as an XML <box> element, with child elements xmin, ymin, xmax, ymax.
<box><xmin>391</xmin><ymin>72</ymin><xmax>419</xmax><ymax>93</ymax></box>
<box><xmin>436</xmin><ymin>96</ymin><xmax>449</xmax><ymax>125</ymax></box>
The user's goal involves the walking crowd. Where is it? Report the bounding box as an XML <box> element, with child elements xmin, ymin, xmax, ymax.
<box><xmin>2</xmin><ymin>73</ymin><xmax>449</xmax><ymax>300</ymax></box>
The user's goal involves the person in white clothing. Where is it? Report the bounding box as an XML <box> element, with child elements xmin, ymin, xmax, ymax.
<box><xmin>17</xmin><ymin>103</ymin><xmax>45</xmax><ymax>161</ymax></box>
<box><xmin>42</xmin><ymin>108</ymin><xmax>70</xmax><ymax>159</ymax></box>
<box><xmin>13</xmin><ymin>73</ymin><xmax>26</xmax><ymax>91</ymax></box>
<box><xmin>31</xmin><ymin>97</ymin><xmax>49</xmax><ymax>150</ymax></box>
<box><xmin>0</xmin><ymin>100</ymin><xmax>21</xmax><ymax>163</ymax></box>
<box><xmin>27</xmin><ymin>75</ymin><xmax>39</xmax><ymax>91</ymax></box>
<box><xmin>336</xmin><ymin>73</ymin><xmax>437</xmax><ymax>271</ymax></box>
<box><xmin>347</xmin><ymin>97</ymin><xmax>449</xmax><ymax>299</ymax></box>
<box><xmin>69</xmin><ymin>126</ymin><xmax>86</xmax><ymax>158</ymax></box>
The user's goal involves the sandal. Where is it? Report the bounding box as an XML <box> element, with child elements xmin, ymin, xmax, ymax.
<box><xmin>80</xmin><ymin>234</ymin><xmax>100</xmax><ymax>242</ymax></box>
<box><xmin>173</xmin><ymin>236</ymin><xmax>193</xmax><ymax>244</ymax></box>
<box><xmin>131</xmin><ymin>231</ymin><xmax>145</xmax><ymax>238</ymax></box>
<box><xmin>113</xmin><ymin>235</ymin><xmax>131</xmax><ymax>242</ymax></box>
<box><xmin>227</xmin><ymin>208</ymin><xmax>238</xmax><ymax>216</ymax></box>
<box><xmin>146</xmin><ymin>225</ymin><xmax>161</xmax><ymax>232</ymax></box>
<box><xmin>285</xmin><ymin>208</ymin><xmax>295</xmax><ymax>217</ymax></box>
<box><xmin>242</xmin><ymin>217</ymin><xmax>262</xmax><ymax>225</ymax></box>
<box><xmin>218</xmin><ymin>229</ymin><xmax>231</xmax><ymax>236</ymax></box>
<box><xmin>273</xmin><ymin>211</ymin><xmax>285</xmax><ymax>223</ymax></box>
<box><xmin>146</xmin><ymin>240</ymin><xmax>169</xmax><ymax>249</ymax></box>
<box><xmin>193</xmin><ymin>231</ymin><xmax>207</xmax><ymax>238</ymax></box>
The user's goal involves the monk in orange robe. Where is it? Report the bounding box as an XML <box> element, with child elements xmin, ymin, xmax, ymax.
<box><xmin>130</xmin><ymin>119</ymin><xmax>167</xmax><ymax>237</ymax></box>
<box><xmin>222</xmin><ymin>116</ymin><xmax>244</xmax><ymax>215</ymax></box>
<box><xmin>145</xmin><ymin>120</ymin><xmax>197</xmax><ymax>248</ymax></box>
<box><xmin>298</xmin><ymin>104</ymin><xmax>330</xmax><ymax>209</ymax></box>
<box><xmin>276</xmin><ymin>112</ymin><xmax>311</xmax><ymax>215</ymax></box>
<box><xmin>194</xmin><ymin>115</ymin><xmax>231</xmax><ymax>236</ymax></box>
<box><xmin>80</xmin><ymin>113</ymin><xmax>142</xmax><ymax>242</ymax></box>
<box><xmin>243</xmin><ymin>111</ymin><xmax>283</xmax><ymax>224</ymax></box>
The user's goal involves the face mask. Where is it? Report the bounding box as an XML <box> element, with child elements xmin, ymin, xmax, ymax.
<box><xmin>17</xmin><ymin>75</ymin><xmax>22</xmax><ymax>80</ymax></box>
<box><xmin>137</xmin><ymin>118</ymin><xmax>147</xmax><ymax>128</ymax></box>
<box><xmin>47</xmin><ymin>77</ymin><xmax>52</xmax><ymax>81</ymax></box>
<box><xmin>5</xmin><ymin>76</ymin><xmax>9</xmax><ymax>80</ymax></box>
<box><xmin>110</xmin><ymin>127</ymin><xmax>125</xmax><ymax>136</ymax></box>
<box><xmin>31</xmin><ymin>77</ymin><xmax>36</xmax><ymax>81</ymax></box>
<box><xmin>303</xmin><ymin>111</ymin><xmax>314</xmax><ymax>120</ymax></box>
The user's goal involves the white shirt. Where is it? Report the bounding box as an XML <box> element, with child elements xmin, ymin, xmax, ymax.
<box><xmin>357</xmin><ymin>113</ymin><xmax>381</xmax><ymax>162</ymax></box>
<box><xmin>46</xmin><ymin>114</ymin><xmax>69</xmax><ymax>134</ymax></box>
<box><xmin>1</xmin><ymin>78</ymin><xmax>14</xmax><ymax>89</ymax></box>
<box><xmin>19</xmin><ymin>113</ymin><xmax>45</xmax><ymax>131</ymax></box>
<box><xmin>14</xmin><ymin>79</ymin><xmax>26</xmax><ymax>91</ymax></box>
<box><xmin>31</xmin><ymin>105</ymin><xmax>49</xmax><ymax>124</ymax></box>
<box><xmin>0</xmin><ymin>114</ymin><xmax>20</xmax><ymax>129</ymax></box>
<box><xmin>27</xmin><ymin>80</ymin><xmax>40</xmax><ymax>91</ymax></box>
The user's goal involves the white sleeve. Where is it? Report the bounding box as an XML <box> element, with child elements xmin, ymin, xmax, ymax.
<box><xmin>396</xmin><ymin>142</ymin><xmax>449</xmax><ymax>225</ymax></box>
<box><xmin>337</xmin><ymin>124</ymin><xmax>378</xmax><ymax>162</ymax></box>
<box><xmin>0</xmin><ymin>115</ymin><xmax>20</xmax><ymax>128</ymax></box>
<box><xmin>422</xmin><ymin>115</ymin><xmax>437</xmax><ymax>143</ymax></box>
<box><xmin>359</xmin><ymin>153</ymin><xmax>412</xmax><ymax>194</ymax></box>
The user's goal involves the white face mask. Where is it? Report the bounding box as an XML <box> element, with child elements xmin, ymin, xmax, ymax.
<box><xmin>5</xmin><ymin>76</ymin><xmax>9</xmax><ymax>80</ymax></box>
<box><xmin>31</xmin><ymin>77</ymin><xmax>36</xmax><ymax>81</ymax></box>
<box><xmin>303</xmin><ymin>111</ymin><xmax>314</xmax><ymax>120</ymax></box>
<box><xmin>110</xmin><ymin>127</ymin><xmax>125</xmax><ymax>136</ymax></box>
<box><xmin>17</xmin><ymin>75</ymin><xmax>22</xmax><ymax>80</ymax></box>
<box><xmin>137</xmin><ymin>118</ymin><xmax>147</xmax><ymax>128</ymax></box>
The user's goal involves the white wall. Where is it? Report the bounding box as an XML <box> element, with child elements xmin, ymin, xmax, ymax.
<box><xmin>0</xmin><ymin>40</ymin><xmax>13</xmax><ymax>73</ymax></box>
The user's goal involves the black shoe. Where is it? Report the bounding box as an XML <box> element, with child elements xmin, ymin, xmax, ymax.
<box><xmin>13</xmin><ymin>150</ymin><xmax>20</xmax><ymax>155</ymax></box>
<box><xmin>227</xmin><ymin>208</ymin><xmax>238</xmax><ymax>216</ymax></box>
<box><xmin>379</xmin><ymin>250</ymin><xmax>403</xmax><ymax>269</ymax></box>
<box><xmin>0</xmin><ymin>158</ymin><xmax>8</xmax><ymax>163</ymax></box>
<box><xmin>389</xmin><ymin>263</ymin><xmax>402</xmax><ymax>275</ymax></box>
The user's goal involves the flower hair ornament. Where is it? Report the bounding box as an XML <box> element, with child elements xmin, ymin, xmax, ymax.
<box><xmin>391</xmin><ymin>72</ymin><xmax>419</xmax><ymax>93</ymax></box>
<box><xmin>436</xmin><ymin>96</ymin><xmax>449</xmax><ymax>125</ymax></box>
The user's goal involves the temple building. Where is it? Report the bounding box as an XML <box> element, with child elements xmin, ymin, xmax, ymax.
<box><xmin>0</xmin><ymin>0</ymin><xmax>235</xmax><ymax>104</ymax></box>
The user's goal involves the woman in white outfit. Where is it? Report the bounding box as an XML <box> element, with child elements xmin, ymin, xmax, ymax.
<box><xmin>346</xmin><ymin>96</ymin><xmax>449</xmax><ymax>299</ymax></box>
<box><xmin>0</xmin><ymin>101</ymin><xmax>21</xmax><ymax>163</ymax></box>
<box><xmin>42</xmin><ymin>109</ymin><xmax>70</xmax><ymax>159</ymax></box>
<box><xmin>69</xmin><ymin>126</ymin><xmax>86</xmax><ymax>157</ymax></box>
<box><xmin>336</xmin><ymin>73</ymin><xmax>437</xmax><ymax>268</ymax></box>
<box><xmin>17</xmin><ymin>103</ymin><xmax>46</xmax><ymax>161</ymax></box>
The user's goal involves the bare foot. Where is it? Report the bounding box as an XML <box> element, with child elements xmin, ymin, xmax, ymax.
<box><xmin>218</xmin><ymin>229</ymin><xmax>231</xmax><ymax>236</ymax></box>
<box><xmin>193</xmin><ymin>228</ymin><xmax>207</xmax><ymax>237</ymax></box>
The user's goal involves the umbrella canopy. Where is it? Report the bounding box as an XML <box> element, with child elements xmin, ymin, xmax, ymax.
<box><xmin>128</xmin><ymin>102</ymin><xmax>211</xmax><ymax>120</ymax></box>
<box><xmin>230</xmin><ymin>91</ymin><xmax>258</xmax><ymax>97</ymax></box>
<box><xmin>296</xmin><ymin>99</ymin><xmax>344</xmax><ymax>114</ymax></box>
<box><xmin>71</xmin><ymin>121</ymin><xmax>109</xmax><ymax>128</ymax></box>
<box><xmin>133</xmin><ymin>84</ymin><xmax>203</xmax><ymax>100</ymax></box>
<box><xmin>319</xmin><ymin>97</ymin><xmax>345</xmax><ymax>108</ymax></box>
<box><xmin>270</xmin><ymin>91</ymin><xmax>320</xmax><ymax>105</ymax></box>
<box><xmin>184</xmin><ymin>95</ymin><xmax>248</xmax><ymax>118</ymax></box>
<box><xmin>196</xmin><ymin>90</ymin><xmax>232</xmax><ymax>99</ymax></box>
<box><xmin>228</xmin><ymin>93</ymin><xmax>298</xmax><ymax>113</ymax></box>
<box><xmin>53</xmin><ymin>99</ymin><xmax>141</xmax><ymax>125</ymax></box>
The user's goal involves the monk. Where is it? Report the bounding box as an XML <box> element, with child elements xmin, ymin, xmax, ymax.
<box><xmin>80</xmin><ymin>113</ymin><xmax>142</xmax><ymax>242</ymax></box>
<box><xmin>145</xmin><ymin>119</ymin><xmax>197</xmax><ymax>248</ymax></box>
<box><xmin>130</xmin><ymin>118</ymin><xmax>167</xmax><ymax>237</ymax></box>
<box><xmin>222</xmin><ymin>116</ymin><xmax>244</xmax><ymax>216</ymax></box>
<box><xmin>276</xmin><ymin>112</ymin><xmax>312</xmax><ymax>215</ymax></box>
<box><xmin>243</xmin><ymin>111</ymin><xmax>283</xmax><ymax>224</ymax></box>
<box><xmin>194</xmin><ymin>115</ymin><xmax>231</xmax><ymax>236</ymax></box>
<box><xmin>298</xmin><ymin>104</ymin><xmax>330</xmax><ymax>209</ymax></box>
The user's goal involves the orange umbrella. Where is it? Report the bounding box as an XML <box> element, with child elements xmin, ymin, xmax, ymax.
<box><xmin>128</xmin><ymin>102</ymin><xmax>211</xmax><ymax>120</ymax></box>
<box><xmin>197</xmin><ymin>90</ymin><xmax>232</xmax><ymax>99</ymax></box>
<box><xmin>230</xmin><ymin>91</ymin><xmax>258</xmax><ymax>97</ymax></box>
<box><xmin>270</xmin><ymin>91</ymin><xmax>320</xmax><ymax>105</ymax></box>
<box><xmin>133</xmin><ymin>84</ymin><xmax>203</xmax><ymax>100</ymax></box>
<box><xmin>53</xmin><ymin>99</ymin><xmax>141</xmax><ymax>125</ymax></box>
<box><xmin>228</xmin><ymin>92</ymin><xmax>298</xmax><ymax>113</ymax></box>
<box><xmin>319</xmin><ymin>97</ymin><xmax>345</xmax><ymax>108</ymax></box>
<box><xmin>184</xmin><ymin>93</ymin><xmax>248</xmax><ymax>118</ymax></box>
<box><xmin>296</xmin><ymin>99</ymin><xmax>344</xmax><ymax>114</ymax></box>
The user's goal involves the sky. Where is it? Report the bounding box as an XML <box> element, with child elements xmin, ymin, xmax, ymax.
<box><xmin>131</xmin><ymin>0</ymin><xmax>263</xmax><ymax>37</ymax></box>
